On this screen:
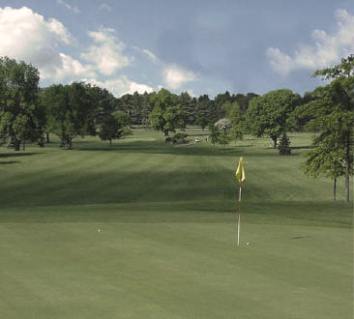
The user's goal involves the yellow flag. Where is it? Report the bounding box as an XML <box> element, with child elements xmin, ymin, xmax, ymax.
<box><xmin>235</xmin><ymin>157</ymin><xmax>246</xmax><ymax>184</ymax></box>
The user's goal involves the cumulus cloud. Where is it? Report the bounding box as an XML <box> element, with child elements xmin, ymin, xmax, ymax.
<box><xmin>82</xmin><ymin>27</ymin><xmax>130</xmax><ymax>76</ymax></box>
<box><xmin>267</xmin><ymin>9</ymin><xmax>354</xmax><ymax>76</ymax></box>
<box><xmin>0</xmin><ymin>6</ymin><xmax>86</xmax><ymax>80</ymax></box>
<box><xmin>86</xmin><ymin>77</ymin><xmax>154</xmax><ymax>97</ymax></box>
<box><xmin>57</xmin><ymin>0</ymin><xmax>80</xmax><ymax>14</ymax></box>
<box><xmin>41</xmin><ymin>53</ymin><xmax>95</xmax><ymax>81</ymax></box>
<box><xmin>163</xmin><ymin>64</ymin><xmax>197</xmax><ymax>89</ymax></box>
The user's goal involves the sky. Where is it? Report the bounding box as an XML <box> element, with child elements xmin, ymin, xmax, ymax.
<box><xmin>0</xmin><ymin>0</ymin><xmax>353</xmax><ymax>97</ymax></box>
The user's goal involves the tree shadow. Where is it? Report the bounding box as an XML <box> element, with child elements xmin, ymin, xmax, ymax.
<box><xmin>0</xmin><ymin>152</ymin><xmax>39</xmax><ymax>158</ymax></box>
<box><xmin>0</xmin><ymin>160</ymin><xmax>19</xmax><ymax>165</ymax></box>
<box><xmin>291</xmin><ymin>146</ymin><xmax>314</xmax><ymax>150</ymax></box>
<box><xmin>75</xmin><ymin>141</ymin><xmax>243</xmax><ymax>157</ymax></box>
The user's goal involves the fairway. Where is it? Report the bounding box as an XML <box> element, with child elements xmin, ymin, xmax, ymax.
<box><xmin>0</xmin><ymin>129</ymin><xmax>352</xmax><ymax>319</ymax></box>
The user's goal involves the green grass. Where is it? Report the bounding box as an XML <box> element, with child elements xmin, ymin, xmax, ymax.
<box><xmin>0</xmin><ymin>129</ymin><xmax>352</xmax><ymax>319</ymax></box>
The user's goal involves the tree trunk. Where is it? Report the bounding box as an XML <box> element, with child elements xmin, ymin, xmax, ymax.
<box><xmin>22</xmin><ymin>140</ymin><xmax>25</xmax><ymax>151</ymax></box>
<box><xmin>109</xmin><ymin>139</ymin><xmax>112</xmax><ymax>145</ymax></box>
<box><xmin>38</xmin><ymin>137</ymin><xmax>45</xmax><ymax>147</ymax></box>
<box><xmin>333</xmin><ymin>177</ymin><xmax>337</xmax><ymax>201</ymax></box>
<box><xmin>66</xmin><ymin>138</ymin><xmax>72</xmax><ymax>150</ymax></box>
<box><xmin>271</xmin><ymin>136</ymin><xmax>277</xmax><ymax>148</ymax></box>
<box><xmin>13</xmin><ymin>139</ymin><xmax>20</xmax><ymax>151</ymax></box>
<box><xmin>46</xmin><ymin>132</ymin><xmax>50</xmax><ymax>143</ymax></box>
<box><xmin>344</xmin><ymin>132</ymin><xmax>351</xmax><ymax>202</ymax></box>
<box><xmin>345</xmin><ymin>170</ymin><xmax>350</xmax><ymax>202</ymax></box>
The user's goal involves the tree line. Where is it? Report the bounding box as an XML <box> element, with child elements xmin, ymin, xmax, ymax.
<box><xmin>0</xmin><ymin>55</ymin><xmax>352</xmax><ymax>201</ymax></box>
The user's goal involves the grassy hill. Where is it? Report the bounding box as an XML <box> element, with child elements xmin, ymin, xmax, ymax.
<box><xmin>0</xmin><ymin>128</ymin><xmax>352</xmax><ymax>319</ymax></box>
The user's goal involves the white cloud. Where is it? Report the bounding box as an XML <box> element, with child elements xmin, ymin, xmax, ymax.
<box><xmin>56</xmin><ymin>0</ymin><xmax>80</xmax><ymax>14</ymax></box>
<box><xmin>41</xmin><ymin>53</ymin><xmax>95</xmax><ymax>81</ymax></box>
<box><xmin>141</xmin><ymin>49</ymin><xmax>158</xmax><ymax>63</ymax></box>
<box><xmin>0</xmin><ymin>6</ymin><xmax>85</xmax><ymax>81</ymax></box>
<box><xmin>267</xmin><ymin>9</ymin><xmax>354</xmax><ymax>76</ymax></box>
<box><xmin>163</xmin><ymin>64</ymin><xmax>197</xmax><ymax>89</ymax></box>
<box><xmin>0</xmin><ymin>7</ymin><xmax>192</xmax><ymax>96</ymax></box>
<box><xmin>82</xmin><ymin>27</ymin><xmax>130</xmax><ymax>76</ymax></box>
<box><xmin>86</xmin><ymin>77</ymin><xmax>154</xmax><ymax>97</ymax></box>
<box><xmin>99</xmin><ymin>3</ymin><xmax>112</xmax><ymax>12</ymax></box>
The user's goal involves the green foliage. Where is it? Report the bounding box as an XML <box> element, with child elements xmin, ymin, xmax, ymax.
<box><xmin>209</xmin><ymin>123</ymin><xmax>230</xmax><ymax>145</ymax></box>
<box><xmin>314</xmin><ymin>54</ymin><xmax>354</xmax><ymax>79</ymax></box>
<box><xmin>0</xmin><ymin>56</ymin><xmax>44</xmax><ymax>150</ymax></box>
<box><xmin>178</xmin><ymin>92</ymin><xmax>196</xmax><ymax>125</ymax></box>
<box><xmin>278</xmin><ymin>133</ymin><xmax>291</xmax><ymax>155</ymax></box>
<box><xmin>42</xmin><ymin>82</ymin><xmax>110</xmax><ymax>149</ymax></box>
<box><xmin>119</xmin><ymin>91</ymin><xmax>152</xmax><ymax>125</ymax></box>
<box><xmin>246</xmin><ymin>89</ymin><xmax>301</xmax><ymax>148</ymax></box>
<box><xmin>224</xmin><ymin>101</ymin><xmax>244</xmax><ymax>142</ymax></box>
<box><xmin>149</xmin><ymin>89</ymin><xmax>186</xmax><ymax>137</ymax></box>
<box><xmin>304</xmin><ymin>55</ymin><xmax>354</xmax><ymax>201</ymax></box>
<box><xmin>165</xmin><ymin>132</ymin><xmax>189</xmax><ymax>144</ymax></box>
<box><xmin>98</xmin><ymin>111</ymin><xmax>131</xmax><ymax>144</ymax></box>
<box><xmin>305</xmin><ymin>134</ymin><xmax>344</xmax><ymax>179</ymax></box>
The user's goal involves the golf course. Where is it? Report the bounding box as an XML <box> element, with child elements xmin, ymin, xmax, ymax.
<box><xmin>0</xmin><ymin>128</ymin><xmax>352</xmax><ymax>319</ymax></box>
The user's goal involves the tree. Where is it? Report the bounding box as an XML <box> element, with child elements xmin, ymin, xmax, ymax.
<box><xmin>0</xmin><ymin>57</ymin><xmax>44</xmax><ymax>150</ymax></box>
<box><xmin>195</xmin><ymin>95</ymin><xmax>216</xmax><ymax>129</ymax></box>
<box><xmin>209</xmin><ymin>122</ymin><xmax>230</xmax><ymax>146</ymax></box>
<box><xmin>278</xmin><ymin>133</ymin><xmax>291</xmax><ymax>155</ymax></box>
<box><xmin>302</xmin><ymin>55</ymin><xmax>354</xmax><ymax>202</ymax></box>
<box><xmin>246</xmin><ymin>89</ymin><xmax>300</xmax><ymax>148</ymax></box>
<box><xmin>98</xmin><ymin>111</ymin><xmax>131</xmax><ymax>144</ymax></box>
<box><xmin>178</xmin><ymin>92</ymin><xmax>196</xmax><ymax>125</ymax></box>
<box><xmin>149</xmin><ymin>89</ymin><xmax>186</xmax><ymax>137</ymax></box>
<box><xmin>224</xmin><ymin>101</ymin><xmax>244</xmax><ymax>142</ymax></box>
<box><xmin>87</xmin><ymin>85</ymin><xmax>117</xmax><ymax>135</ymax></box>
<box><xmin>305</xmin><ymin>134</ymin><xmax>344</xmax><ymax>201</ymax></box>
<box><xmin>42</xmin><ymin>82</ymin><xmax>98</xmax><ymax>149</ymax></box>
<box><xmin>117</xmin><ymin>91</ymin><xmax>153</xmax><ymax>125</ymax></box>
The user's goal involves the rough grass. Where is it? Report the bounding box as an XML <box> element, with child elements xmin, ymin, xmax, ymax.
<box><xmin>0</xmin><ymin>129</ymin><xmax>352</xmax><ymax>319</ymax></box>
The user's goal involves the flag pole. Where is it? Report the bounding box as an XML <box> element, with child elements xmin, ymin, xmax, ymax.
<box><xmin>237</xmin><ymin>184</ymin><xmax>242</xmax><ymax>247</ymax></box>
<box><xmin>234</xmin><ymin>157</ymin><xmax>245</xmax><ymax>248</ymax></box>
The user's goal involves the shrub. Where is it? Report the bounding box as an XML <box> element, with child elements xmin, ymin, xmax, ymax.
<box><xmin>172</xmin><ymin>133</ymin><xmax>189</xmax><ymax>144</ymax></box>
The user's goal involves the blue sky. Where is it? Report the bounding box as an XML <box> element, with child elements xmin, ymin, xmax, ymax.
<box><xmin>0</xmin><ymin>0</ymin><xmax>353</xmax><ymax>96</ymax></box>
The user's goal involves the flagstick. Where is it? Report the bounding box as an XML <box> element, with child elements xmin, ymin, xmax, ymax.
<box><xmin>237</xmin><ymin>213</ymin><xmax>240</xmax><ymax>247</ymax></box>
<box><xmin>237</xmin><ymin>185</ymin><xmax>242</xmax><ymax>247</ymax></box>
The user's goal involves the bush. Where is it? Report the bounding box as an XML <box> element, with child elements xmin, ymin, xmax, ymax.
<box><xmin>172</xmin><ymin>133</ymin><xmax>189</xmax><ymax>144</ymax></box>
<box><xmin>278</xmin><ymin>133</ymin><xmax>291</xmax><ymax>155</ymax></box>
<box><xmin>209</xmin><ymin>124</ymin><xmax>230</xmax><ymax>146</ymax></box>
<box><xmin>165</xmin><ymin>136</ymin><xmax>173</xmax><ymax>143</ymax></box>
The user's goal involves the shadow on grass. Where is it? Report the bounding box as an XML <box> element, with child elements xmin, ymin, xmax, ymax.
<box><xmin>0</xmin><ymin>200</ymin><xmax>351</xmax><ymax>227</ymax></box>
<box><xmin>72</xmin><ymin>140</ymin><xmax>292</xmax><ymax>158</ymax></box>
<box><xmin>0</xmin><ymin>152</ymin><xmax>39</xmax><ymax>158</ymax></box>
<box><xmin>291</xmin><ymin>145</ymin><xmax>314</xmax><ymax>150</ymax></box>
<box><xmin>75</xmin><ymin>141</ymin><xmax>243</xmax><ymax>157</ymax></box>
<box><xmin>0</xmin><ymin>160</ymin><xmax>19</xmax><ymax>165</ymax></box>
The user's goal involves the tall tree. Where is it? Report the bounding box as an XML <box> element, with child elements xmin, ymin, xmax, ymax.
<box><xmin>246</xmin><ymin>89</ymin><xmax>300</xmax><ymax>148</ymax></box>
<box><xmin>98</xmin><ymin>111</ymin><xmax>131</xmax><ymax>144</ymax></box>
<box><xmin>303</xmin><ymin>55</ymin><xmax>354</xmax><ymax>202</ymax></box>
<box><xmin>42</xmin><ymin>82</ymin><xmax>97</xmax><ymax>149</ymax></box>
<box><xmin>195</xmin><ymin>95</ymin><xmax>216</xmax><ymax>129</ymax></box>
<box><xmin>149</xmin><ymin>89</ymin><xmax>185</xmax><ymax>137</ymax></box>
<box><xmin>0</xmin><ymin>57</ymin><xmax>44</xmax><ymax>150</ymax></box>
<box><xmin>224</xmin><ymin>101</ymin><xmax>244</xmax><ymax>142</ymax></box>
